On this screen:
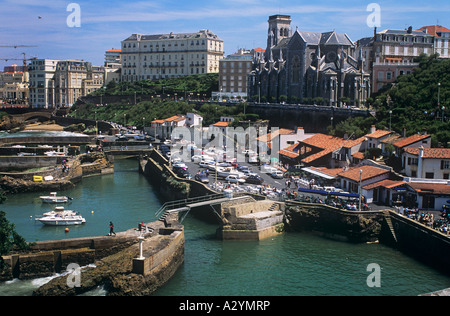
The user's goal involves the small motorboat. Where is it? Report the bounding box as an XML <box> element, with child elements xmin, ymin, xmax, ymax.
<box><xmin>40</xmin><ymin>192</ymin><xmax>72</xmax><ymax>204</ymax></box>
<box><xmin>36</xmin><ymin>206</ymin><xmax>86</xmax><ymax>226</ymax></box>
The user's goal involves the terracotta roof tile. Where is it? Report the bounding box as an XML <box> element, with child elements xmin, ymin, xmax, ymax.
<box><xmin>338</xmin><ymin>165</ymin><xmax>390</xmax><ymax>182</ymax></box>
<box><xmin>365</xmin><ymin>130</ymin><xmax>391</xmax><ymax>139</ymax></box>
<box><xmin>362</xmin><ymin>179</ymin><xmax>406</xmax><ymax>190</ymax></box>
<box><xmin>407</xmin><ymin>182</ymin><xmax>450</xmax><ymax>195</ymax></box>
<box><xmin>404</xmin><ymin>148</ymin><xmax>450</xmax><ymax>159</ymax></box>
<box><xmin>393</xmin><ymin>134</ymin><xmax>430</xmax><ymax>148</ymax></box>
<box><xmin>213</xmin><ymin>121</ymin><xmax>230</xmax><ymax>127</ymax></box>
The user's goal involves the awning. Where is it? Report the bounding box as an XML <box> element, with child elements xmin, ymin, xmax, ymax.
<box><xmin>302</xmin><ymin>167</ymin><xmax>336</xmax><ymax>180</ymax></box>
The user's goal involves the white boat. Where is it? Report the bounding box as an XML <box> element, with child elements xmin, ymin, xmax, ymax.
<box><xmin>44</xmin><ymin>151</ymin><xmax>66</xmax><ymax>156</ymax></box>
<box><xmin>36</xmin><ymin>206</ymin><xmax>85</xmax><ymax>226</ymax></box>
<box><xmin>39</xmin><ymin>192</ymin><xmax>72</xmax><ymax>204</ymax></box>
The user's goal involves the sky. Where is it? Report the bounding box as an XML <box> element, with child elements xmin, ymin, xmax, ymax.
<box><xmin>0</xmin><ymin>0</ymin><xmax>449</xmax><ymax>70</ymax></box>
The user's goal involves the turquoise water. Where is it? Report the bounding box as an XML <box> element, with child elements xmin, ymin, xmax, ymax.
<box><xmin>0</xmin><ymin>158</ymin><xmax>449</xmax><ymax>296</ymax></box>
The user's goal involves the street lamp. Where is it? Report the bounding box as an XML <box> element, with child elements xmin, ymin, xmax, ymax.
<box><xmin>389</xmin><ymin>110</ymin><xmax>392</xmax><ymax>131</ymax></box>
<box><xmin>359</xmin><ymin>169</ymin><xmax>363</xmax><ymax>212</ymax></box>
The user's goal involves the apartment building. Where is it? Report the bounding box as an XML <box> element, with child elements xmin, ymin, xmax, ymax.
<box><xmin>417</xmin><ymin>25</ymin><xmax>450</xmax><ymax>59</ymax></box>
<box><xmin>215</xmin><ymin>49</ymin><xmax>253</xmax><ymax>100</ymax></box>
<box><xmin>120</xmin><ymin>29</ymin><xmax>223</xmax><ymax>82</ymax></box>
<box><xmin>28</xmin><ymin>59</ymin><xmax>59</xmax><ymax>108</ymax></box>
<box><xmin>358</xmin><ymin>27</ymin><xmax>434</xmax><ymax>93</ymax></box>
<box><xmin>50</xmin><ymin>60</ymin><xmax>104</xmax><ymax>108</ymax></box>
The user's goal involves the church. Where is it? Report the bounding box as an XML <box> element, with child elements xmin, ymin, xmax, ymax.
<box><xmin>248</xmin><ymin>15</ymin><xmax>371</xmax><ymax>106</ymax></box>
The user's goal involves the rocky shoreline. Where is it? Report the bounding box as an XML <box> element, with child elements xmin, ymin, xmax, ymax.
<box><xmin>0</xmin><ymin>151</ymin><xmax>113</xmax><ymax>196</ymax></box>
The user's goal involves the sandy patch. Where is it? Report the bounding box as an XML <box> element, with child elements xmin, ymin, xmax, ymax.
<box><xmin>23</xmin><ymin>123</ymin><xmax>64</xmax><ymax>131</ymax></box>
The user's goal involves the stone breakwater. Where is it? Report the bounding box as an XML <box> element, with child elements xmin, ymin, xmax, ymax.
<box><xmin>1</xmin><ymin>219</ymin><xmax>185</xmax><ymax>296</ymax></box>
<box><xmin>0</xmin><ymin>151</ymin><xmax>113</xmax><ymax>195</ymax></box>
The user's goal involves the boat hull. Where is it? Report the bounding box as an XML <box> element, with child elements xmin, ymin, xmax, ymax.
<box><xmin>37</xmin><ymin>218</ymin><xmax>85</xmax><ymax>226</ymax></box>
<box><xmin>40</xmin><ymin>197</ymin><xmax>69</xmax><ymax>204</ymax></box>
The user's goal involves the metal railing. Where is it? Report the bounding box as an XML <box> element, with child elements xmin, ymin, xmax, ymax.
<box><xmin>155</xmin><ymin>193</ymin><xmax>225</xmax><ymax>219</ymax></box>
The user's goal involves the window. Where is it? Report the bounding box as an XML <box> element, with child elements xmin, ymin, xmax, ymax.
<box><xmin>425</xmin><ymin>172</ymin><xmax>434</xmax><ymax>179</ymax></box>
<box><xmin>441</xmin><ymin>160</ymin><xmax>450</xmax><ymax>170</ymax></box>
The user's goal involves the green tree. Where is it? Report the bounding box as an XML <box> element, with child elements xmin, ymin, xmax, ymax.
<box><xmin>0</xmin><ymin>211</ymin><xmax>29</xmax><ymax>260</ymax></box>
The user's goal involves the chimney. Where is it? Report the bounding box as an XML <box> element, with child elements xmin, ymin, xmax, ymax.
<box><xmin>402</xmin><ymin>127</ymin><xmax>407</xmax><ymax>138</ymax></box>
<box><xmin>370</xmin><ymin>125</ymin><xmax>376</xmax><ymax>134</ymax></box>
<box><xmin>417</xmin><ymin>146</ymin><xmax>424</xmax><ymax>179</ymax></box>
<box><xmin>297</xmin><ymin>127</ymin><xmax>304</xmax><ymax>138</ymax></box>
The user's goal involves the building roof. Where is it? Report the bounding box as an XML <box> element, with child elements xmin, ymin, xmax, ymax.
<box><xmin>404</xmin><ymin>148</ymin><xmax>450</xmax><ymax>159</ymax></box>
<box><xmin>417</xmin><ymin>25</ymin><xmax>450</xmax><ymax>37</ymax></box>
<box><xmin>365</xmin><ymin>129</ymin><xmax>391</xmax><ymax>139</ymax></box>
<box><xmin>257</xmin><ymin>128</ymin><xmax>297</xmax><ymax>142</ymax></box>
<box><xmin>124</xmin><ymin>30</ymin><xmax>222</xmax><ymax>42</ymax></box>
<box><xmin>338</xmin><ymin>165</ymin><xmax>390</xmax><ymax>182</ymax></box>
<box><xmin>342</xmin><ymin>136</ymin><xmax>366</xmax><ymax>149</ymax></box>
<box><xmin>362</xmin><ymin>179</ymin><xmax>406</xmax><ymax>190</ymax></box>
<box><xmin>212</xmin><ymin>121</ymin><xmax>230</xmax><ymax>127</ymax></box>
<box><xmin>106</xmin><ymin>49</ymin><xmax>121</xmax><ymax>53</ymax></box>
<box><xmin>393</xmin><ymin>134</ymin><xmax>430</xmax><ymax>148</ymax></box>
<box><xmin>300</xmin><ymin>134</ymin><xmax>346</xmax><ymax>163</ymax></box>
<box><xmin>407</xmin><ymin>182</ymin><xmax>450</xmax><ymax>196</ymax></box>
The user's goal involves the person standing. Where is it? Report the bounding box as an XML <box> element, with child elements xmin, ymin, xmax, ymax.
<box><xmin>109</xmin><ymin>221</ymin><xmax>116</xmax><ymax>236</ymax></box>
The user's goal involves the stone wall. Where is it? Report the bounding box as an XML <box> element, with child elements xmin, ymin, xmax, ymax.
<box><xmin>284</xmin><ymin>201</ymin><xmax>385</xmax><ymax>243</ymax></box>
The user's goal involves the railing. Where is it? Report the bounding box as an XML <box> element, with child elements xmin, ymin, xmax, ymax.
<box><xmin>155</xmin><ymin>193</ymin><xmax>225</xmax><ymax>219</ymax></box>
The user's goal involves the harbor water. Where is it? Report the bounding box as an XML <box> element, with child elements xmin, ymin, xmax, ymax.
<box><xmin>1</xmin><ymin>158</ymin><xmax>450</xmax><ymax>296</ymax></box>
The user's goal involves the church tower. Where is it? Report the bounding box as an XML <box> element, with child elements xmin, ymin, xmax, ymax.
<box><xmin>266</xmin><ymin>15</ymin><xmax>292</xmax><ymax>59</ymax></box>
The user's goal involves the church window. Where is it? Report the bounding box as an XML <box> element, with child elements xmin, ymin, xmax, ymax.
<box><xmin>292</xmin><ymin>56</ymin><xmax>300</xmax><ymax>83</ymax></box>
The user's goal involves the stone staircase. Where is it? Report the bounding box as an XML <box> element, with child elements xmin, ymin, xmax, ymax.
<box><xmin>384</xmin><ymin>212</ymin><xmax>398</xmax><ymax>243</ymax></box>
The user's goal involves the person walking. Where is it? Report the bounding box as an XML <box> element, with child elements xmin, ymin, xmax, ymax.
<box><xmin>109</xmin><ymin>221</ymin><xmax>116</xmax><ymax>236</ymax></box>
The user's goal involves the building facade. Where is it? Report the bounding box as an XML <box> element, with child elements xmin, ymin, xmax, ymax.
<box><xmin>28</xmin><ymin>59</ymin><xmax>59</xmax><ymax>108</ymax></box>
<box><xmin>248</xmin><ymin>15</ymin><xmax>370</xmax><ymax>106</ymax></box>
<box><xmin>417</xmin><ymin>25</ymin><xmax>450</xmax><ymax>59</ymax></box>
<box><xmin>50</xmin><ymin>60</ymin><xmax>104</xmax><ymax>108</ymax></box>
<box><xmin>0</xmin><ymin>67</ymin><xmax>29</xmax><ymax>104</ymax></box>
<box><xmin>358</xmin><ymin>27</ymin><xmax>434</xmax><ymax>93</ymax></box>
<box><xmin>216</xmin><ymin>48</ymin><xmax>253</xmax><ymax>100</ymax></box>
<box><xmin>120</xmin><ymin>30</ymin><xmax>223</xmax><ymax>82</ymax></box>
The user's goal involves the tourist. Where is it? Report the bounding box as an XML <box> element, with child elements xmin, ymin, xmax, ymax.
<box><xmin>109</xmin><ymin>221</ymin><xmax>116</xmax><ymax>236</ymax></box>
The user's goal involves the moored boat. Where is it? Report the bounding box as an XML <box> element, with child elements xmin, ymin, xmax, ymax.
<box><xmin>36</xmin><ymin>206</ymin><xmax>85</xmax><ymax>226</ymax></box>
<box><xmin>39</xmin><ymin>192</ymin><xmax>71</xmax><ymax>204</ymax></box>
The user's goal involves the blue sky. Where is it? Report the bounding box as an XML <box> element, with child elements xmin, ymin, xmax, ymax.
<box><xmin>0</xmin><ymin>0</ymin><xmax>449</xmax><ymax>70</ymax></box>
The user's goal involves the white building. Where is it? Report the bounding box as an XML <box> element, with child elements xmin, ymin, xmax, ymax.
<box><xmin>120</xmin><ymin>30</ymin><xmax>223</xmax><ymax>82</ymax></box>
<box><xmin>417</xmin><ymin>25</ymin><xmax>450</xmax><ymax>59</ymax></box>
<box><xmin>28</xmin><ymin>59</ymin><xmax>59</xmax><ymax>108</ymax></box>
<box><xmin>402</xmin><ymin>147</ymin><xmax>450</xmax><ymax>180</ymax></box>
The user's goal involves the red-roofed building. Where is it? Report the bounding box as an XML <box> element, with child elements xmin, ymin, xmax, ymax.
<box><xmin>417</xmin><ymin>25</ymin><xmax>450</xmax><ymax>59</ymax></box>
<box><xmin>393</xmin><ymin>133</ymin><xmax>431</xmax><ymax>157</ymax></box>
<box><xmin>406</xmin><ymin>181</ymin><xmax>450</xmax><ymax>210</ymax></box>
<box><xmin>105</xmin><ymin>48</ymin><xmax>122</xmax><ymax>65</ymax></box>
<box><xmin>402</xmin><ymin>147</ymin><xmax>450</xmax><ymax>179</ymax></box>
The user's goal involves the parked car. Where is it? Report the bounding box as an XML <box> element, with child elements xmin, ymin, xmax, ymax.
<box><xmin>225</xmin><ymin>175</ymin><xmax>246</xmax><ymax>184</ymax></box>
<box><xmin>194</xmin><ymin>173</ymin><xmax>210</xmax><ymax>184</ymax></box>
<box><xmin>271</xmin><ymin>170</ymin><xmax>284</xmax><ymax>179</ymax></box>
<box><xmin>245</xmin><ymin>175</ymin><xmax>264</xmax><ymax>185</ymax></box>
<box><xmin>177</xmin><ymin>169</ymin><xmax>192</xmax><ymax>179</ymax></box>
<box><xmin>261</xmin><ymin>164</ymin><xmax>277</xmax><ymax>174</ymax></box>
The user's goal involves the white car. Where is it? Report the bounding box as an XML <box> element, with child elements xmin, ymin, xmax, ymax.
<box><xmin>271</xmin><ymin>171</ymin><xmax>284</xmax><ymax>179</ymax></box>
<box><xmin>225</xmin><ymin>175</ymin><xmax>246</xmax><ymax>184</ymax></box>
<box><xmin>261</xmin><ymin>164</ymin><xmax>277</xmax><ymax>174</ymax></box>
<box><xmin>199</xmin><ymin>160</ymin><xmax>213</xmax><ymax>168</ymax></box>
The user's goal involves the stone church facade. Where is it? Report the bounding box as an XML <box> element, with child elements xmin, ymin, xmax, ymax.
<box><xmin>248</xmin><ymin>15</ymin><xmax>371</xmax><ymax>106</ymax></box>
